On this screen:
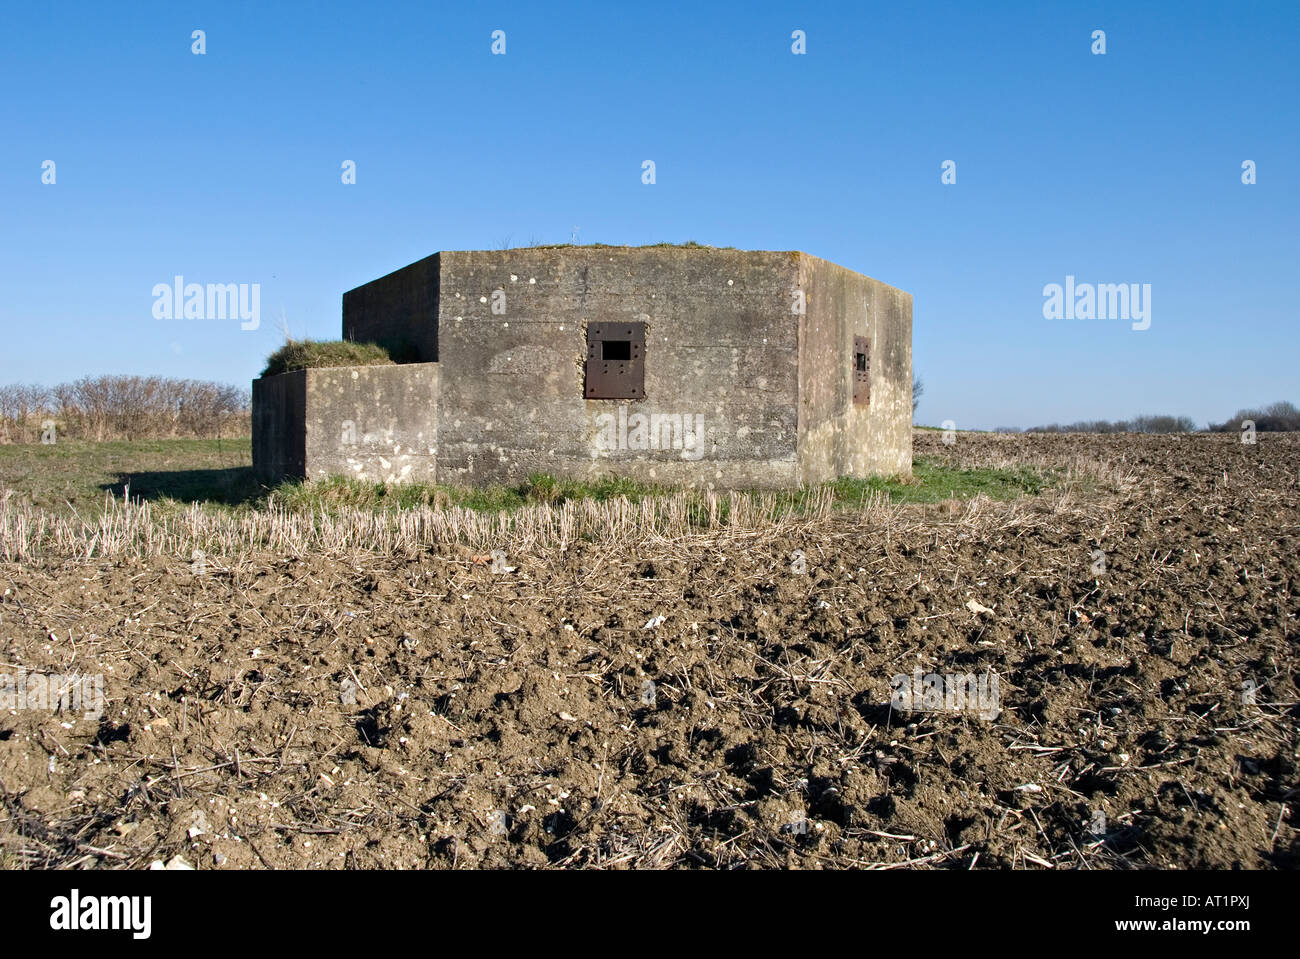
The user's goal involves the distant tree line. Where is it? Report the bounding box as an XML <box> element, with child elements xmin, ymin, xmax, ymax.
<box><xmin>1207</xmin><ymin>401</ymin><xmax>1300</xmax><ymax>433</ymax></box>
<box><xmin>996</xmin><ymin>400</ymin><xmax>1296</xmax><ymax>434</ymax></box>
<box><xmin>0</xmin><ymin>376</ymin><xmax>250</xmax><ymax>443</ymax></box>
<box><xmin>1020</xmin><ymin>414</ymin><xmax>1198</xmax><ymax>434</ymax></box>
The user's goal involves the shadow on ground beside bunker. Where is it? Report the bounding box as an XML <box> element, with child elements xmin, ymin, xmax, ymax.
<box><xmin>100</xmin><ymin>466</ymin><xmax>263</xmax><ymax>507</ymax></box>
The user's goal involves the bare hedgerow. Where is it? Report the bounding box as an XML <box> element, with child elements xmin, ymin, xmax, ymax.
<box><xmin>1024</xmin><ymin>415</ymin><xmax>1197</xmax><ymax>434</ymax></box>
<box><xmin>0</xmin><ymin>375</ymin><xmax>248</xmax><ymax>442</ymax></box>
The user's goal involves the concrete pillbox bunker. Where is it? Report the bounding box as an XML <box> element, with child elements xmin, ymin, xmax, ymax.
<box><xmin>252</xmin><ymin>246</ymin><xmax>913</xmax><ymax>488</ymax></box>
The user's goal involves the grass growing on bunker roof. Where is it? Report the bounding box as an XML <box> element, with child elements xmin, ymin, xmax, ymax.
<box><xmin>261</xmin><ymin>340</ymin><xmax>395</xmax><ymax>377</ymax></box>
<box><xmin>497</xmin><ymin>240</ymin><xmax>739</xmax><ymax>251</ymax></box>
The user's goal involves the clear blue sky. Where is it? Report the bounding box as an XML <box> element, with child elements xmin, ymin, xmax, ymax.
<box><xmin>2</xmin><ymin>0</ymin><xmax>1295</xmax><ymax>429</ymax></box>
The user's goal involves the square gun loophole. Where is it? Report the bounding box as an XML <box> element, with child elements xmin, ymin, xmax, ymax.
<box><xmin>586</xmin><ymin>322</ymin><xmax>646</xmax><ymax>399</ymax></box>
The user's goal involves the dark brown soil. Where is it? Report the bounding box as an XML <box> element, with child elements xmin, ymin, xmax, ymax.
<box><xmin>2</xmin><ymin>432</ymin><xmax>1297</xmax><ymax>869</ymax></box>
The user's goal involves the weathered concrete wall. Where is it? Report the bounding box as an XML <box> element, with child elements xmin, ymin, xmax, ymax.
<box><xmin>796</xmin><ymin>255</ymin><xmax>844</xmax><ymax>483</ymax></box>
<box><xmin>796</xmin><ymin>254</ymin><xmax>912</xmax><ymax>483</ymax></box>
<box><xmin>252</xmin><ymin>363</ymin><xmax>438</xmax><ymax>485</ymax></box>
<box><xmin>303</xmin><ymin>363</ymin><xmax>438</xmax><ymax>483</ymax></box>
<box><xmin>849</xmin><ymin>273</ymin><xmax>912</xmax><ymax>478</ymax></box>
<box><xmin>432</xmin><ymin>248</ymin><xmax>803</xmax><ymax>487</ymax></box>
<box><xmin>342</xmin><ymin>253</ymin><xmax>440</xmax><ymax>362</ymax></box>
<box><xmin>252</xmin><ymin>369</ymin><xmax>306</xmax><ymax>483</ymax></box>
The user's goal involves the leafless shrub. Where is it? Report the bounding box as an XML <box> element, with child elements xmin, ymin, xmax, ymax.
<box><xmin>0</xmin><ymin>384</ymin><xmax>53</xmax><ymax>443</ymax></box>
